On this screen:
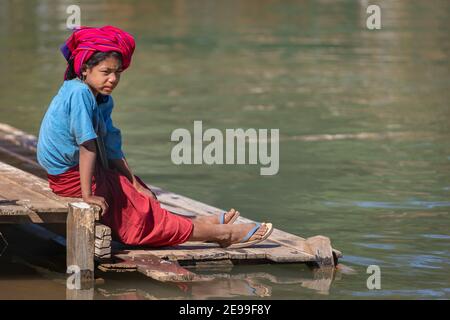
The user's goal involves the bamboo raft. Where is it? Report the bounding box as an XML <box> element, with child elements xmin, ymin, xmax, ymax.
<box><xmin>0</xmin><ymin>123</ymin><xmax>342</xmax><ymax>293</ymax></box>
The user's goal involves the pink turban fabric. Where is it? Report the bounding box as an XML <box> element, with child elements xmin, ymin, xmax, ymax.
<box><xmin>61</xmin><ymin>25</ymin><xmax>136</xmax><ymax>80</ymax></box>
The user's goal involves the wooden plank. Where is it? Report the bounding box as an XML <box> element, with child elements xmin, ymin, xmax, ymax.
<box><xmin>95</xmin><ymin>223</ymin><xmax>111</xmax><ymax>238</ymax></box>
<box><xmin>0</xmin><ymin>212</ymin><xmax>67</xmax><ymax>223</ymax></box>
<box><xmin>224</xmin><ymin>240</ymin><xmax>316</xmax><ymax>263</ymax></box>
<box><xmin>142</xmin><ymin>242</ymin><xmax>233</xmax><ymax>263</ymax></box>
<box><xmin>94</xmin><ymin>223</ymin><xmax>112</xmax><ymax>259</ymax></box>
<box><xmin>0</xmin><ymin>161</ymin><xmax>98</xmax><ymax>222</ymax></box>
<box><xmin>66</xmin><ymin>202</ymin><xmax>96</xmax><ymax>290</ymax></box>
<box><xmin>0</xmin><ymin>161</ymin><xmax>81</xmax><ymax>209</ymax></box>
<box><xmin>224</xmin><ymin>246</ymin><xmax>267</xmax><ymax>261</ymax></box>
<box><xmin>95</xmin><ymin>238</ymin><xmax>112</xmax><ymax>248</ymax></box>
<box><xmin>126</xmin><ymin>248</ymin><xmax>196</xmax><ymax>262</ymax></box>
<box><xmin>264</xmin><ymin>246</ymin><xmax>314</xmax><ymax>263</ymax></box>
<box><xmin>154</xmin><ymin>189</ymin><xmax>223</xmax><ymax>218</ymax></box>
<box><xmin>0</xmin><ymin>175</ymin><xmax>66</xmax><ymax>213</ymax></box>
<box><xmin>0</xmin><ymin>196</ymin><xmax>67</xmax><ymax>223</ymax></box>
<box><xmin>95</xmin><ymin>247</ymin><xmax>111</xmax><ymax>258</ymax></box>
<box><xmin>160</xmin><ymin>202</ymin><xmax>196</xmax><ymax>217</ymax></box>
<box><xmin>97</xmin><ymin>262</ymin><xmax>137</xmax><ymax>273</ymax></box>
<box><xmin>114</xmin><ymin>252</ymin><xmax>202</xmax><ymax>282</ymax></box>
<box><xmin>0</xmin><ymin>198</ymin><xmax>33</xmax><ymax>216</ymax></box>
<box><xmin>169</xmin><ymin>242</ymin><xmax>230</xmax><ymax>261</ymax></box>
<box><xmin>153</xmin><ymin>188</ymin><xmax>340</xmax><ymax>261</ymax></box>
<box><xmin>305</xmin><ymin>235</ymin><xmax>335</xmax><ymax>267</ymax></box>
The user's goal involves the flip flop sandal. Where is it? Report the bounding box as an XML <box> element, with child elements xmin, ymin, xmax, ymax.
<box><xmin>219</xmin><ymin>211</ymin><xmax>240</xmax><ymax>224</ymax></box>
<box><xmin>226</xmin><ymin>222</ymin><xmax>273</xmax><ymax>249</ymax></box>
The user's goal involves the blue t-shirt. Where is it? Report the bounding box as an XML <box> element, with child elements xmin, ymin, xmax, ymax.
<box><xmin>37</xmin><ymin>79</ymin><xmax>124</xmax><ymax>175</ymax></box>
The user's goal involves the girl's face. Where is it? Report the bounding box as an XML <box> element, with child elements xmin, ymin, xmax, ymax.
<box><xmin>82</xmin><ymin>56</ymin><xmax>122</xmax><ymax>96</ymax></box>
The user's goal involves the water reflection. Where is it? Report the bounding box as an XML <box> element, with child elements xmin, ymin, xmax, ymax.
<box><xmin>94</xmin><ymin>266</ymin><xmax>343</xmax><ymax>299</ymax></box>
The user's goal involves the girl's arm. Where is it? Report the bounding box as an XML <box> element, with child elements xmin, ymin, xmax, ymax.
<box><xmin>79</xmin><ymin>139</ymin><xmax>109</xmax><ymax>213</ymax></box>
<box><xmin>109</xmin><ymin>158</ymin><xmax>157</xmax><ymax>200</ymax></box>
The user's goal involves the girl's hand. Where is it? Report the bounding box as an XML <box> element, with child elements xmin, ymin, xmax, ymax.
<box><xmin>134</xmin><ymin>183</ymin><xmax>157</xmax><ymax>200</ymax></box>
<box><xmin>83</xmin><ymin>195</ymin><xmax>109</xmax><ymax>215</ymax></box>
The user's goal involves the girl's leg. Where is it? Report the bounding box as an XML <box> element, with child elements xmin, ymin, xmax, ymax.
<box><xmin>188</xmin><ymin>220</ymin><xmax>269</xmax><ymax>248</ymax></box>
<box><xmin>188</xmin><ymin>208</ymin><xmax>239</xmax><ymax>225</ymax></box>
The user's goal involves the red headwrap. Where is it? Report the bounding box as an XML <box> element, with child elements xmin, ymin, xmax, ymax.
<box><xmin>61</xmin><ymin>25</ymin><xmax>136</xmax><ymax>80</ymax></box>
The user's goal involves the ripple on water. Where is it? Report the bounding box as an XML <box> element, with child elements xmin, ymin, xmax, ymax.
<box><xmin>391</xmin><ymin>254</ymin><xmax>450</xmax><ymax>270</ymax></box>
<box><xmin>351</xmin><ymin>289</ymin><xmax>449</xmax><ymax>298</ymax></box>
<box><xmin>324</xmin><ymin>200</ymin><xmax>450</xmax><ymax>209</ymax></box>
<box><xmin>355</xmin><ymin>243</ymin><xmax>396</xmax><ymax>250</ymax></box>
<box><xmin>421</xmin><ymin>234</ymin><xmax>450</xmax><ymax>240</ymax></box>
<box><xmin>340</xmin><ymin>255</ymin><xmax>385</xmax><ymax>267</ymax></box>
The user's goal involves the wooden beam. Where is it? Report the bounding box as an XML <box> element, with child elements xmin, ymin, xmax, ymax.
<box><xmin>305</xmin><ymin>235</ymin><xmax>335</xmax><ymax>267</ymax></box>
<box><xmin>114</xmin><ymin>252</ymin><xmax>204</xmax><ymax>282</ymax></box>
<box><xmin>66</xmin><ymin>202</ymin><xmax>96</xmax><ymax>290</ymax></box>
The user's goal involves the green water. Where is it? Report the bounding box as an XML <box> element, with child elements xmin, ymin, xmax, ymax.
<box><xmin>0</xmin><ymin>0</ymin><xmax>449</xmax><ymax>299</ymax></box>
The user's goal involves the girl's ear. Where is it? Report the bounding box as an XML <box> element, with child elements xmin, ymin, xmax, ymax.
<box><xmin>80</xmin><ymin>65</ymin><xmax>88</xmax><ymax>81</ymax></box>
<box><xmin>81</xmin><ymin>64</ymin><xmax>88</xmax><ymax>76</ymax></box>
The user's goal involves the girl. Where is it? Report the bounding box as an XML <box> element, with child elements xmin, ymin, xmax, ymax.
<box><xmin>37</xmin><ymin>25</ymin><xmax>273</xmax><ymax>249</ymax></box>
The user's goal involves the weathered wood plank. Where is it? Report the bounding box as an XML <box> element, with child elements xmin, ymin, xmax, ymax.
<box><xmin>0</xmin><ymin>198</ymin><xmax>33</xmax><ymax>216</ymax></box>
<box><xmin>97</xmin><ymin>262</ymin><xmax>137</xmax><ymax>273</ymax></box>
<box><xmin>223</xmin><ymin>248</ymin><xmax>260</xmax><ymax>260</ymax></box>
<box><xmin>0</xmin><ymin>196</ymin><xmax>68</xmax><ymax>223</ymax></box>
<box><xmin>95</xmin><ymin>223</ymin><xmax>111</xmax><ymax>238</ymax></box>
<box><xmin>94</xmin><ymin>223</ymin><xmax>112</xmax><ymax>258</ymax></box>
<box><xmin>0</xmin><ymin>161</ymin><xmax>81</xmax><ymax>210</ymax></box>
<box><xmin>152</xmin><ymin>187</ymin><xmax>341</xmax><ymax>260</ymax></box>
<box><xmin>95</xmin><ymin>247</ymin><xmax>111</xmax><ymax>258</ymax></box>
<box><xmin>95</xmin><ymin>238</ymin><xmax>112</xmax><ymax>248</ymax></box>
<box><xmin>0</xmin><ymin>175</ymin><xmax>66</xmax><ymax>213</ymax></box>
<box><xmin>160</xmin><ymin>202</ymin><xmax>196</xmax><ymax>217</ymax></box>
<box><xmin>114</xmin><ymin>252</ymin><xmax>202</xmax><ymax>282</ymax></box>
<box><xmin>305</xmin><ymin>235</ymin><xmax>335</xmax><ymax>267</ymax></box>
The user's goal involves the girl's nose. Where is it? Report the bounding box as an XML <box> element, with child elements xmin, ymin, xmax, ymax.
<box><xmin>108</xmin><ymin>73</ymin><xmax>119</xmax><ymax>83</ymax></box>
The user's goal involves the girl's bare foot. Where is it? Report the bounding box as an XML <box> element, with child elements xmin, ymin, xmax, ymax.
<box><xmin>217</xmin><ymin>223</ymin><xmax>269</xmax><ymax>248</ymax></box>
<box><xmin>195</xmin><ymin>208</ymin><xmax>239</xmax><ymax>225</ymax></box>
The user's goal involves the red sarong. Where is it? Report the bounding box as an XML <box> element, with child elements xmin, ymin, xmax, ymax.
<box><xmin>47</xmin><ymin>165</ymin><xmax>193</xmax><ymax>247</ymax></box>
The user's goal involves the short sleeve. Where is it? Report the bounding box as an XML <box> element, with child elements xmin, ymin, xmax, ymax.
<box><xmin>68</xmin><ymin>88</ymin><xmax>98</xmax><ymax>145</ymax></box>
<box><xmin>100</xmin><ymin>96</ymin><xmax>124</xmax><ymax>159</ymax></box>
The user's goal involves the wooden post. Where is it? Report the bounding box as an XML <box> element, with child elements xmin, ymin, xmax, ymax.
<box><xmin>66</xmin><ymin>202</ymin><xmax>96</xmax><ymax>290</ymax></box>
<box><xmin>305</xmin><ymin>235</ymin><xmax>335</xmax><ymax>268</ymax></box>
